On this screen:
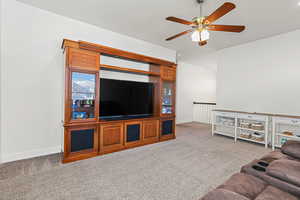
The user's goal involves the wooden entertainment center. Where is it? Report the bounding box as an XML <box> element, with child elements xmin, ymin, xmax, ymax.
<box><xmin>62</xmin><ymin>39</ymin><xmax>177</xmax><ymax>163</ymax></box>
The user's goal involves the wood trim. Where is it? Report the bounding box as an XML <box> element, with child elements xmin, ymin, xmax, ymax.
<box><xmin>62</xmin><ymin>39</ymin><xmax>79</xmax><ymax>50</ymax></box>
<box><xmin>100</xmin><ymin>64</ymin><xmax>160</xmax><ymax>76</ymax></box>
<box><xmin>194</xmin><ymin>102</ymin><xmax>216</xmax><ymax>105</ymax></box>
<box><xmin>213</xmin><ymin>109</ymin><xmax>300</xmax><ymax>119</ymax></box>
<box><xmin>78</xmin><ymin>40</ymin><xmax>175</xmax><ymax>67</ymax></box>
<box><xmin>63</xmin><ymin>152</ymin><xmax>98</xmax><ymax>163</ymax></box>
<box><xmin>63</xmin><ymin>116</ymin><xmax>162</xmax><ymax>127</ymax></box>
<box><xmin>124</xmin><ymin>121</ymin><xmax>143</xmax><ymax>148</ymax></box>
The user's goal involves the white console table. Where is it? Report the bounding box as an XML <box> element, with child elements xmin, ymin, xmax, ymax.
<box><xmin>212</xmin><ymin>110</ymin><xmax>300</xmax><ymax>149</ymax></box>
<box><xmin>212</xmin><ymin>110</ymin><xmax>270</xmax><ymax>148</ymax></box>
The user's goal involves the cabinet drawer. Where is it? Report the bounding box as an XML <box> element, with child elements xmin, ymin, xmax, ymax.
<box><xmin>238</xmin><ymin>113</ymin><xmax>267</xmax><ymax>121</ymax></box>
<box><xmin>274</xmin><ymin>117</ymin><xmax>300</xmax><ymax>125</ymax></box>
<box><xmin>215</xmin><ymin>111</ymin><xmax>236</xmax><ymax>118</ymax></box>
<box><xmin>161</xmin><ymin>67</ymin><xmax>176</xmax><ymax>81</ymax></box>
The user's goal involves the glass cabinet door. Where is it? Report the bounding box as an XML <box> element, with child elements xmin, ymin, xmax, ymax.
<box><xmin>162</xmin><ymin>81</ymin><xmax>175</xmax><ymax>115</ymax></box>
<box><xmin>71</xmin><ymin>72</ymin><xmax>96</xmax><ymax>120</ymax></box>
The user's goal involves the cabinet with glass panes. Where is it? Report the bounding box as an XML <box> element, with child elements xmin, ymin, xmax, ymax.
<box><xmin>161</xmin><ymin>81</ymin><xmax>175</xmax><ymax>116</ymax></box>
<box><xmin>71</xmin><ymin>72</ymin><xmax>97</xmax><ymax>121</ymax></box>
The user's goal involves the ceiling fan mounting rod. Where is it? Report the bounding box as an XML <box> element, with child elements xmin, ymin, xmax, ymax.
<box><xmin>194</xmin><ymin>0</ymin><xmax>205</xmax><ymax>26</ymax></box>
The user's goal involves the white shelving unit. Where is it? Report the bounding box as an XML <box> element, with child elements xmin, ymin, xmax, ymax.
<box><xmin>212</xmin><ymin>111</ymin><xmax>236</xmax><ymax>139</ymax></box>
<box><xmin>236</xmin><ymin>113</ymin><xmax>269</xmax><ymax>148</ymax></box>
<box><xmin>212</xmin><ymin>111</ymin><xmax>270</xmax><ymax>148</ymax></box>
<box><xmin>272</xmin><ymin>116</ymin><xmax>300</xmax><ymax>150</ymax></box>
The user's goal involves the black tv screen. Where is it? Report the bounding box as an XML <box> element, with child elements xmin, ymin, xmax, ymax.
<box><xmin>100</xmin><ymin>78</ymin><xmax>154</xmax><ymax>120</ymax></box>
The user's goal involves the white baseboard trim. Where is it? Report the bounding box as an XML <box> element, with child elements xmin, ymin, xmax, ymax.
<box><xmin>192</xmin><ymin>121</ymin><xmax>212</xmax><ymax>125</ymax></box>
<box><xmin>176</xmin><ymin>120</ymin><xmax>192</xmax><ymax>125</ymax></box>
<box><xmin>176</xmin><ymin>121</ymin><xmax>193</xmax><ymax>125</ymax></box>
<box><xmin>1</xmin><ymin>146</ymin><xmax>62</xmax><ymax>163</ymax></box>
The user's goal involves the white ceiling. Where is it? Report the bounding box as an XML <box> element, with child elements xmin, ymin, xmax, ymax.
<box><xmin>18</xmin><ymin>0</ymin><xmax>300</xmax><ymax>66</ymax></box>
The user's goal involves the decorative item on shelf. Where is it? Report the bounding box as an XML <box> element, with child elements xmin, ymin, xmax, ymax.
<box><xmin>240</xmin><ymin>122</ymin><xmax>251</xmax><ymax>129</ymax></box>
<box><xmin>162</xmin><ymin>107</ymin><xmax>167</xmax><ymax>114</ymax></box>
<box><xmin>240</xmin><ymin>130</ymin><xmax>252</xmax><ymax>139</ymax></box>
<box><xmin>282</xmin><ymin>131</ymin><xmax>294</xmax><ymax>136</ymax></box>
<box><xmin>280</xmin><ymin>137</ymin><xmax>288</xmax><ymax>145</ymax></box>
<box><xmin>72</xmin><ymin>112</ymin><xmax>87</xmax><ymax>119</ymax></box>
<box><xmin>222</xmin><ymin>120</ymin><xmax>234</xmax><ymax>126</ymax></box>
<box><xmin>252</xmin><ymin>132</ymin><xmax>265</xmax><ymax>142</ymax></box>
<box><xmin>250</xmin><ymin>123</ymin><xmax>264</xmax><ymax>131</ymax></box>
<box><xmin>163</xmin><ymin>88</ymin><xmax>167</xmax><ymax>96</ymax></box>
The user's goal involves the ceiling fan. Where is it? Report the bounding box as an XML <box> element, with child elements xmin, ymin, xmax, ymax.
<box><xmin>165</xmin><ymin>0</ymin><xmax>245</xmax><ymax>46</ymax></box>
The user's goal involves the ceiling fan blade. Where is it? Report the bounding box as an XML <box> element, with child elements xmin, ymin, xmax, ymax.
<box><xmin>199</xmin><ymin>41</ymin><xmax>207</xmax><ymax>46</ymax></box>
<box><xmin>207</xmin><ymin>25</ymin><xmax>245</xmax><ymax>32</ymax></box>
<box><xmin>204</xmin><ymin>2</ymin><xmax>236</xmax><ymax>24</ymax></box>
<box><xmin>166</xmin><ymin>17</ymin><xmax>194</xmax><ymax>26</ymax></box>
<box><xmin>166</xmin><ymin>30</ymin><xmax>193</xmax><ymax>41</ymax></box>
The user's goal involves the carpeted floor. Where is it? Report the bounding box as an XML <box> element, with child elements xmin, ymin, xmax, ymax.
<box><xmin>0</xmin><ymin>123</ymin><xmax>270</xmax><ymax>200</ymax></box>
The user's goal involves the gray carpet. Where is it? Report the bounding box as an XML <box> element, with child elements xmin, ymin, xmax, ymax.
<box><xmin>0</xmin><ymin>123</ymin><xmax>270</xmax><ymax>200</ymax></box>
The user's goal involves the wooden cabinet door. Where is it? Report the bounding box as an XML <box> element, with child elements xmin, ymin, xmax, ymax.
<box><xmin>160</xmin><ymin>118</ymin><xmax>176</xmax><ymax>141</ymax></box>
<box><xmin>143</xmin><ymin>120</ymin><xmax>159</xmax><ymax>144</ymax></box>
<box><xmin>161</xmin><ymin>66</ymin><xmax>176</xmax><ymax>81</ymax></box>
<box><xmin>124</xmin><ymin>121</ymin><xmax>143</xmax><ymax>148</ymax></box>
<box><xmin>68</xmin><ymin>48</ymin><xmax>100</xmax><ymax>71</ymax></box>
<box><xmin>100</xmin><ymin>123</ymin><xmax>124</xmax><ymax>154</ymax></box>
<box><xmin>63</xmin><ymin>125</ymin><xmax>98</xmax><ymax>163</ymax></box>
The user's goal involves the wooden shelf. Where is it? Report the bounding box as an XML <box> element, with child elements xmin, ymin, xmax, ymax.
<box><xmin>100</xmin><ymin>64</ymin><xmax>160</xmax><ymax>76</ymax></box>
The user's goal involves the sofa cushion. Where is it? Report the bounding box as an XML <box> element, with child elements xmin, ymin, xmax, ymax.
<box><xmin>281</xmin><ymin>140</ymin><xmax>300</xmax><ymax>160</ymax></box>
<box><xmin>267</xmin><ymin>159</ymin><xmax>300</xmax><ymax>187</ymax></box>
<box><xmin>200</xmin><ymin>189</ymin><xmax>249</xmax><ymax>200</ymax></box>
<box><xmin>260</xmin><ymin>150</ymin><xmax>292</xmax><ymax>163</ymax></box>
<box><xmin>217</xmin><ymin>173</ymin><xmax>267</xmax><ymax>199</ymax></box>
<box><xmin>255</xmin><ymin>186</ymin><xmax>299</xmax><ymax>200</ymax></box>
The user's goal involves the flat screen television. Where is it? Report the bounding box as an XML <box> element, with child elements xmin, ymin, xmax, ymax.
<box><xmin>100</xmin><ymin>78</ymin><xmax>154</xmax><ymax>120</ymax></box>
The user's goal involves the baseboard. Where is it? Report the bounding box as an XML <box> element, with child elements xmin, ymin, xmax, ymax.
<box><xmin>1</xmin><ymin>146</ymin><xmax>62</xmax><ymax>163</ymax></box>
<box><xmin>192</xmin><ymin>121</ymin><xmax>212</xmax><ymax>125</ymax></box>
<box><xmin>176</xmin><ymin>120</ymin><xmax>193</xmax><ymax>125</ymax></box>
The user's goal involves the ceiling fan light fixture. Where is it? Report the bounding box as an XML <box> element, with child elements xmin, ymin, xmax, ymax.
<box><xmin>200</xmin><ymin>29</ymin><xmax>210</xmax><ymax>41</ymax></box>
<box><xmin>191</xmin><ymin>29</ymin><xmax>209</xmax><ymax>42</ymax></box>
<box><xmin>191</xmin><ymin>30</ymin><xmax>201</xmax><ymax>42</ymax></box>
